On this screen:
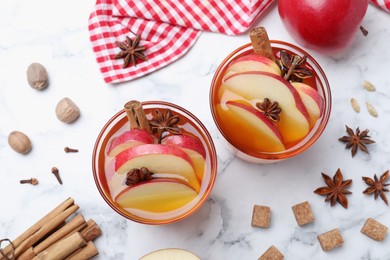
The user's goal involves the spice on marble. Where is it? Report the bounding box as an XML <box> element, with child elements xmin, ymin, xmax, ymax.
<box><xmin>350</xmin><ymin>98</ymin><xmax>360</xmax><ymax>113</ymax></box>
<box><xmin>365</xmin><ymin>101</ymin><xmax>378</xmax><ymax>117</ymax></box>
<box><xmin>362</xmin><ymin>171</ymin><xmax>389</xmax><ymax>205</ymax></box>
<box><xmin>338</xmin><ymin>125</ymin><xmax>375</xmax><ymax>157</ymax></box>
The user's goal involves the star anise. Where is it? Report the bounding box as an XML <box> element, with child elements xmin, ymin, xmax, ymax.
<box><xmin>338</xmin><ymin>125</ymin><xmax>375</xmax><ymax>157</ymax></box>
<box><xmin>114</xmin><ymin>35</ymin><xmax>147</xmax><ymax>68</ymax></box>
<box><xmin>277</xmin><ymin>50</ymin><xmax>314</xmax><ymax>82</ymax></box>
<box><xmin>314</xmin><ymin>168</ymin><xmax>352</xmax><ymax>209</ymax></box>
<box><xmin>362</xmin><ymin>171</ymin><xmax>389</xmax><ymax>205</ymax></box>
<box><xmin>149</xmin><ymin>109</ymin><xmax>181</xmax><ymax>143</ymax></box>
<box><xmin>256</xmin><ymin>98</ymin><xmax>282</xmax><ymax>123</ymax></box>
<box><xmin>125</xmin><ymin>167</ymin><xmax>153</xmax><ymax>186</ymax></box>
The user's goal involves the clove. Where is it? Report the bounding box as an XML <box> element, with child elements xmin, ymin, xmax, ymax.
<box><xmin>51</xmin><ymin>167</ymin><xmax>63</xmax><ymax>185</ymax></box>
<box><xmin>20</xmin><ymin>178</ymin><xmax>39</xmax><ymax>185</ymax></box>
<box><xmin>64</xmin><ymin>146</ymin><xmax>78</xmax><ymax>153</ymax></box>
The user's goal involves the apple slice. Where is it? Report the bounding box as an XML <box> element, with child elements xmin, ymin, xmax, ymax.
<box><xmin>107</xmin><ymin>129</ymin><xmax>155</xmax><ymax>156</ymax></box>
<box><xmin>140</xmin><ymin>248</ymin><xmax>200</xmax><ymax>260</ymax></box>
<box><xmin>292</xmin><ymin>82</ymin><xmax>324</xmax><ymax>128</ymax></box>
<box><xmin>161</xmin><ymin>134</ymin><xmax>206</xmax><ymax>181</ymax></box>
<box><xmin>224</xmin><ymin>54</ymin><xmax>282</xmax><ymax>77</ymax></box>
<box><xmin>223</xmin><ymin>71</ymin><xmax>310</xmax><ymax>143</ymax></box>
<box><xmin>115</xmin><ymin>179</ymin><xmax>198</xmax><ymax>212</ymax></box>
<box><xmin>217</xmin><ymin>101</ymin><xmax>285</xmax><ymax>152</ymax></box>
<box><xmin>115</xmin><ymin>144</ymin><xmax>200</xmax><ymax>192</ymax></box>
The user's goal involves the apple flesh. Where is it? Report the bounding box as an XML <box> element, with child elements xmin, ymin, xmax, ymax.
<box><xmin>224</xmin><ymin>54</ymin><xmax>281</xmax><ymax>77</ymax></box>
<box><xmin>278</xmin><ymin>0</ymin><xmax>369</xmax><ymax>54</ymax></box>
<box><xmin>140</xmin><ymin>248</ymin><xmax>200</xmax><ymax>260</ymax></box>
<box><xmin>217</xmin><ymin>101</ymin><xmax>285</xmax><ymax>152</ymax></box>
<box><xmin>107</xmin><ymin>129</ymin><xmax>155</xmax><ymax>156</ymax></box>
<box><xmin>223</xmin><ymin>71</ymin><xmax>310</xmax><ymax>143</ymax></box>
<box><xmin>115</xmin><ymin>179</ymin><xmax>198</xmax><ymax>212</ymax></box>
<box><xmin>161</xmin><ymin>134</ymin><xmax>206</xmax><ymax>181</ymax></box>
<box><xmin>115</xmin><ymin>144</ymin><xmax>200</xmax><ymax>192</ymax></box>
<box><xmin>292</xmin><ymin>82</ymin><xmax>324</xmax><ymax>128</ymax></box>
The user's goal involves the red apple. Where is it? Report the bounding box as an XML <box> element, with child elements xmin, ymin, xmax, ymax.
<box><xmin>161</xmin><ymin>134</ymin><xmax>206</xmax><ymax>181</ymax></box>
<box><xmin>224</xmin><ymin>54</ymin><xmax>281</xmax><ymax>77</ymax></box>
<box><xmin>278</xmin><ymin>0</ymin><xmax>369</xmax><ymax>54</ymax></box>
<box><xmin>107</xmin><ymin>129</ymin><xmax>155</xmax><ymax>156</ymax></box>
<box><xmin>114</xmin><ymin>144</ymin><xmax>200</xmax><ymax>192</ymax></box>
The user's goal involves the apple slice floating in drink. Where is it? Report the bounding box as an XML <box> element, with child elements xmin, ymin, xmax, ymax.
<box><xmin>223</xmin><ymin>71</ymin><xmax>310</xmax><ymax>143</ymax></box>
<box><xmin>217</xmin><ymin>101</ymin><xmax>285</xmax><ymax>152</ymax></box>
<box><xmin>292</xmin><ymin>82</ymin><xmax>324</xmax><ymax>128</ymax></box>
<box><xmin>161</xmin><ymin>134</ymin><xmax>206</xmax><ymax>181</ymax></box>
<box><xmin>115</xmin><ymin>144</ymin><xmax>200</xmax><ymax>192</ymax></box>
<box><xmin>107</xmin><ymin>129</ymin><xmax>155</xmax><ymax>156</ymax></box>
<box><xmin>115</xmin><ymin>178</ymin><xmax>198</xmax><ymax>212</ymax></box>
<box><xmin>224</xmin><ymin>54</ymin><xmax>282</xmax><ymax>78</ymax></box>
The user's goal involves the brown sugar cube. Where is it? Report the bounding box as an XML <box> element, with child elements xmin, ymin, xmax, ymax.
<box><xmin>292</xmin><ymin>201</ymin><xmax>315</xmax><ymax>226</ymax></box>
<box><xmin>317</xmin><ymin>228</ymin><xmax>344</xmax><ymax>251</ymax></box>
<box><xmin>251</xmin><ymin>205</ymin><xmax>271</xmax><ymax>228</ymax></box>
<box><xmin>361</xmin><ymin>218</ymin><xmax>388</xmax><ymax>241</ymax></box>
<box><xmin>258</xmin><ymin>245</ymin><xmax>284</xmax><ymax>260</ymax></box>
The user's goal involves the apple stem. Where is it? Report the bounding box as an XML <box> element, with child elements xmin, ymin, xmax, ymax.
<box><xmin>284</xmin><ymin>55</ymin><xmax>301</xmax><ymax>81</ymax></box>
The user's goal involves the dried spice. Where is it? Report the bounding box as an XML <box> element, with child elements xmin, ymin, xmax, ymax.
<box><xmin>362</xmin><ymin>171</ymin><xmax>389</xmax><ymax>205</ymax></box>
<box><xmin>256</xmin><ymin>98</ymin><xmax>282</xmax><ymax>123</ymax></box>
<box><xmin>20</xmin><ymin>178</ymin><xmax>39</xmax><ymax>185</ymax></box>
<box><xmin>149</xmin><ymin>109</ymin><xmax>181</xmax><ymax>143</ymax></box>
<box><xmin>338</xmin><ymin>125</ymin><xmax>375</xmax><ymax>157</ymax></box>
<box><xmin>125</xmin><ymin>167</ymin><xmax>153</xmax><ymax>186</ymax></box>
<box><xmin>277</xmin><ymin>50</ymin><xmax>313</xmax><ymax>82</ymax></box>
<box><xmin>363</xmin><ymin>80</ymin><xmax>376</xmax><ymax>92</ymax></box>
<box><xmin>366</xmin><ymin>102</ymin><xmax>378</xmax><ymax>117</ymax></box>
<box><xmin>350</xmin><ymin>98</ymin><xmax>360</xmax><ymax>113</ymax></box>
<box><xmin>314</xmin><ymin>168</ymin><xmax>352</xmax><ymax>209</ymax></box>
<box><xmin>114</xmin><ymin>35</ymin><xmax>147</xmax><ymax>68</ymax></box>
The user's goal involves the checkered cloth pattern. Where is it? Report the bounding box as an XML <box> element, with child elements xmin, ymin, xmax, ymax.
<box><xmin>371</xmin><ymin>0</ymin><xmax>390</xmax><ymax>12</ymax></box>
<box><xmin>88</xmin><ymin>0</ymin><xmax>275</xmax><ymax>83</ymax></box>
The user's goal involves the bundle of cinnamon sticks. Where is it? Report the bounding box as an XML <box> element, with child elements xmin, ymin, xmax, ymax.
<box><xmin>0</xmin><ymin>198</ymin><xmax>101</xmax><ymax>260</ymax></box>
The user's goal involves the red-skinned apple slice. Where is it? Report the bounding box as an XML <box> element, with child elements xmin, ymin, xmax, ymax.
<box><xmin>223</xmin><ymin>71</ymin><xmax>310</xmax><ymax>143</ymax></box>
<box><xmin>115</xmin><ymin>178</ymin><xmax>198</xmax><ymax>212</ymax></box>
<box><xmin>107</xmin><ymin>129</ymin><xmax>155</xmax><ymax>156</ymax></box>
<box><xmin>292</xmin><ymin>82</ymin><xmax>324</xmax><ymax>128</ymax></box>
<box><xmin>115</xmin><ymin>144</ymin><xmax>200</xmax><ymax>192</ymax></box>
<box><xmin>140</xmin><ymin>248</ymin><xmax>200</xmax><ymax>260</ymax></box>
<box><xmin>161</xmin><ymin>134</ymin><xmax>206</xmax><ymax>181</ymax></box>
<box><xmin>217</xmin><ymin>101</ymin><xmax>285</xmax><ymax>152</ymax></box>
<box><xmin>224</xmin><ymin>54</ymin><xmax>282</xmax><ymax>77</ymax></box>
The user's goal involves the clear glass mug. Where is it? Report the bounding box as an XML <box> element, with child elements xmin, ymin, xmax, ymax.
<box><xmin>92</xmin><ymin>101</ymin><xmax>217</xmax><ymax>224</ymax></box>
<box><xmin>210</xmin><ymin>41</ymin><xmax>332</xmax><ymax>163</ymax></box>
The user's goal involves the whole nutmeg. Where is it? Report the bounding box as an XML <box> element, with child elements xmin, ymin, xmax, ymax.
<box><xmin>8</xmin><ymin>131</ymin><xmax>32</xmax><ymax>154</ymax></box>
<box><xmin>27</xmin><ymin>63</ymin><xmax>49</xmax><ymax>90</ymax></box>
<box><xmin>55</xmin><ymin>97</ymin><xmax>80</xmax><ymax>123</ymax></box>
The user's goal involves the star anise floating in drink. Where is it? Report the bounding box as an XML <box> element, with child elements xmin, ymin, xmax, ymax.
<box><xmin>149</xmin><ymin>109</ymin><xmax>181</xmax><ymax>143</ymax></box>
<box><xmin>314</xmin><ymin>168</ymin><xmax>352</xmax><ymax>209</ymax></box>
<box><xmin>277</xmin><ymin>50</ymin><xmax>313</xmax><ymax>82</ymax></box>
<box><xmin>256</xmin><ymin>98</ymin><xmax>282</xmax><ymax>123</ymax></box>
<box><xmin>362</xmin><ymin>171</ymin><xmax>389</xmax><ymax>205</ymax></box>
<box><xmin>125</xmin><ymin>167</ymin><xmax>153</xmax><ymax>186</ymax></box>
<box><xmin>338</xmin><ymin>125</ymin><xmax>375</xmax><ymax>157</ymax></box>
<box><xmin>114</xmin><ymin>34</ymin><xmax>148</xmax><ymax>68</ymax></box>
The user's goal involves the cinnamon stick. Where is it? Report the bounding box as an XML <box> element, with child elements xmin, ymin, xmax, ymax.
<box><xmin>124</xmin><ymin>100</ymin><xmax>151</xmax><ymax>132</ymax></box>
<box><xmin>33</xmin><ymin>232</ymin><xmax>87</xmax><ymax>260</ymax></box>
<box><xmin>249</xmin><ymin>27</ymin><xmax>275</xmax><ymax>61</ymax></box>
<box><xmin>80</xmin><ymin>219</ymin><xmax>102</xmax><ymax>242</ymax></box>
<box><xmin>0</xmin><ymin>198</ymin><xmax>75</xmax><ymax>260</ymax></box>
<box><xmin>15</xmin><ymin>204</ymin><xmax>79</xmax><ymax>258</ymax></box>
<box><xmin>65</xmin><ymin>241</ymin><xmax>98</xmax><ymax>260</ymax></box>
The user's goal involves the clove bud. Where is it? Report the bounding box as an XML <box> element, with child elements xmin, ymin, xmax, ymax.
<box><xmin>20</xmin><ymin>178</ymin><xmax>39</xmax><ymax>185</ymax></box>
<box><xmin>51</xmin><ymin>167</ymin><xmax>63</xmax><ymax>185</ymax></box>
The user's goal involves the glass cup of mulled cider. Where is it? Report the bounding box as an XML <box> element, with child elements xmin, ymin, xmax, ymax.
<box><xmin>92</xmin><ymin>101</ymin><xmax>217</xmax><ymax>225</ymax></box>
<box><xmin>210</xmin><ymin>40</ymin><xmax>331</xmax><ymax>163</ymax></box>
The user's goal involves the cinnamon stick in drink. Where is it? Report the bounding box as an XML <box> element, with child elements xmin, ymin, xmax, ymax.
<box><xmin>124</xmin><ymin>100</ymin><xmax>151</xmax><ymax>132</ymax></box>
<box><xmin>249</xmin><ymin>27</ymin><xmax>275</xmax><ymax>61</ymax></box>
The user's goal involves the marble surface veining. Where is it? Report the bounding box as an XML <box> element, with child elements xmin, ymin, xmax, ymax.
<box><xmin>1</xmin><ymin>1</ymin><xmax>390</xmax><ymax>259</ymax></box>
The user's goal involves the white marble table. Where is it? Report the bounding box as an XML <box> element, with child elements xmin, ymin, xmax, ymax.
<box><xmin>1</xmin><ymin>1</ymin><xmax>390</xmax><ymax>259</ymax></box>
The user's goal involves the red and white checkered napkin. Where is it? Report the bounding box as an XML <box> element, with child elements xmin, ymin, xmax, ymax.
<box><xmin>88</xmin><ymin>0</ymin><xmax>275</xmax><ymax>83</ymax></box>
<box><xmin>371</xmin><ymin>0</ymin><xmax>390</xmax><ymax>12</ymax></box>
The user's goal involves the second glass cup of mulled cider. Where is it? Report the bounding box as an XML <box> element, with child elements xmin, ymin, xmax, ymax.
<box><xmin>210</xmin><ymin>27</ymin><xmax>331</xmax><ymax>163</ymax></box>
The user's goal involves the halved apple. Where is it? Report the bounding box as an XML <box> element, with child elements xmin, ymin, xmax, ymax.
<box><xmin>223</xmin><ymin>71</ymin><xmax>310</xmax><ymax>143</ymax></box>
<box><xmin>224</xmin><ymin>54</ymin><xmax>282</xmax><ymax>77</ymax></box>
<box><xmin>292</xmin><ymin>82</ymin><xmax>324</xmax><ymax>128</ymax></box>
<box><xmin>217</xmin><ymin>101</ymin><xmax>285</xmax><ymax>152</ymax></box>
<box><xmin>161</xmin><ymin>134</ymin><xmax>206</xmax><ymax>181</ymax></box>
<box><xmin>140</xmin><ymin>248</ymin><xmax>200</xmax><ymax>260</ymax></box>
<box><xmin>115</xmin><ymin>179</ymin><xmax>198</xmax><ymax>212</ymax></box>
<box><xmin>115</xmin><ymin>144</ymin><xmax>200</xmax><ymax>192</ymax></box>
<box><xmin>107</xmin><ymin>129</ymin><xmax>155</xmax><ymax>156</ymax></box>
